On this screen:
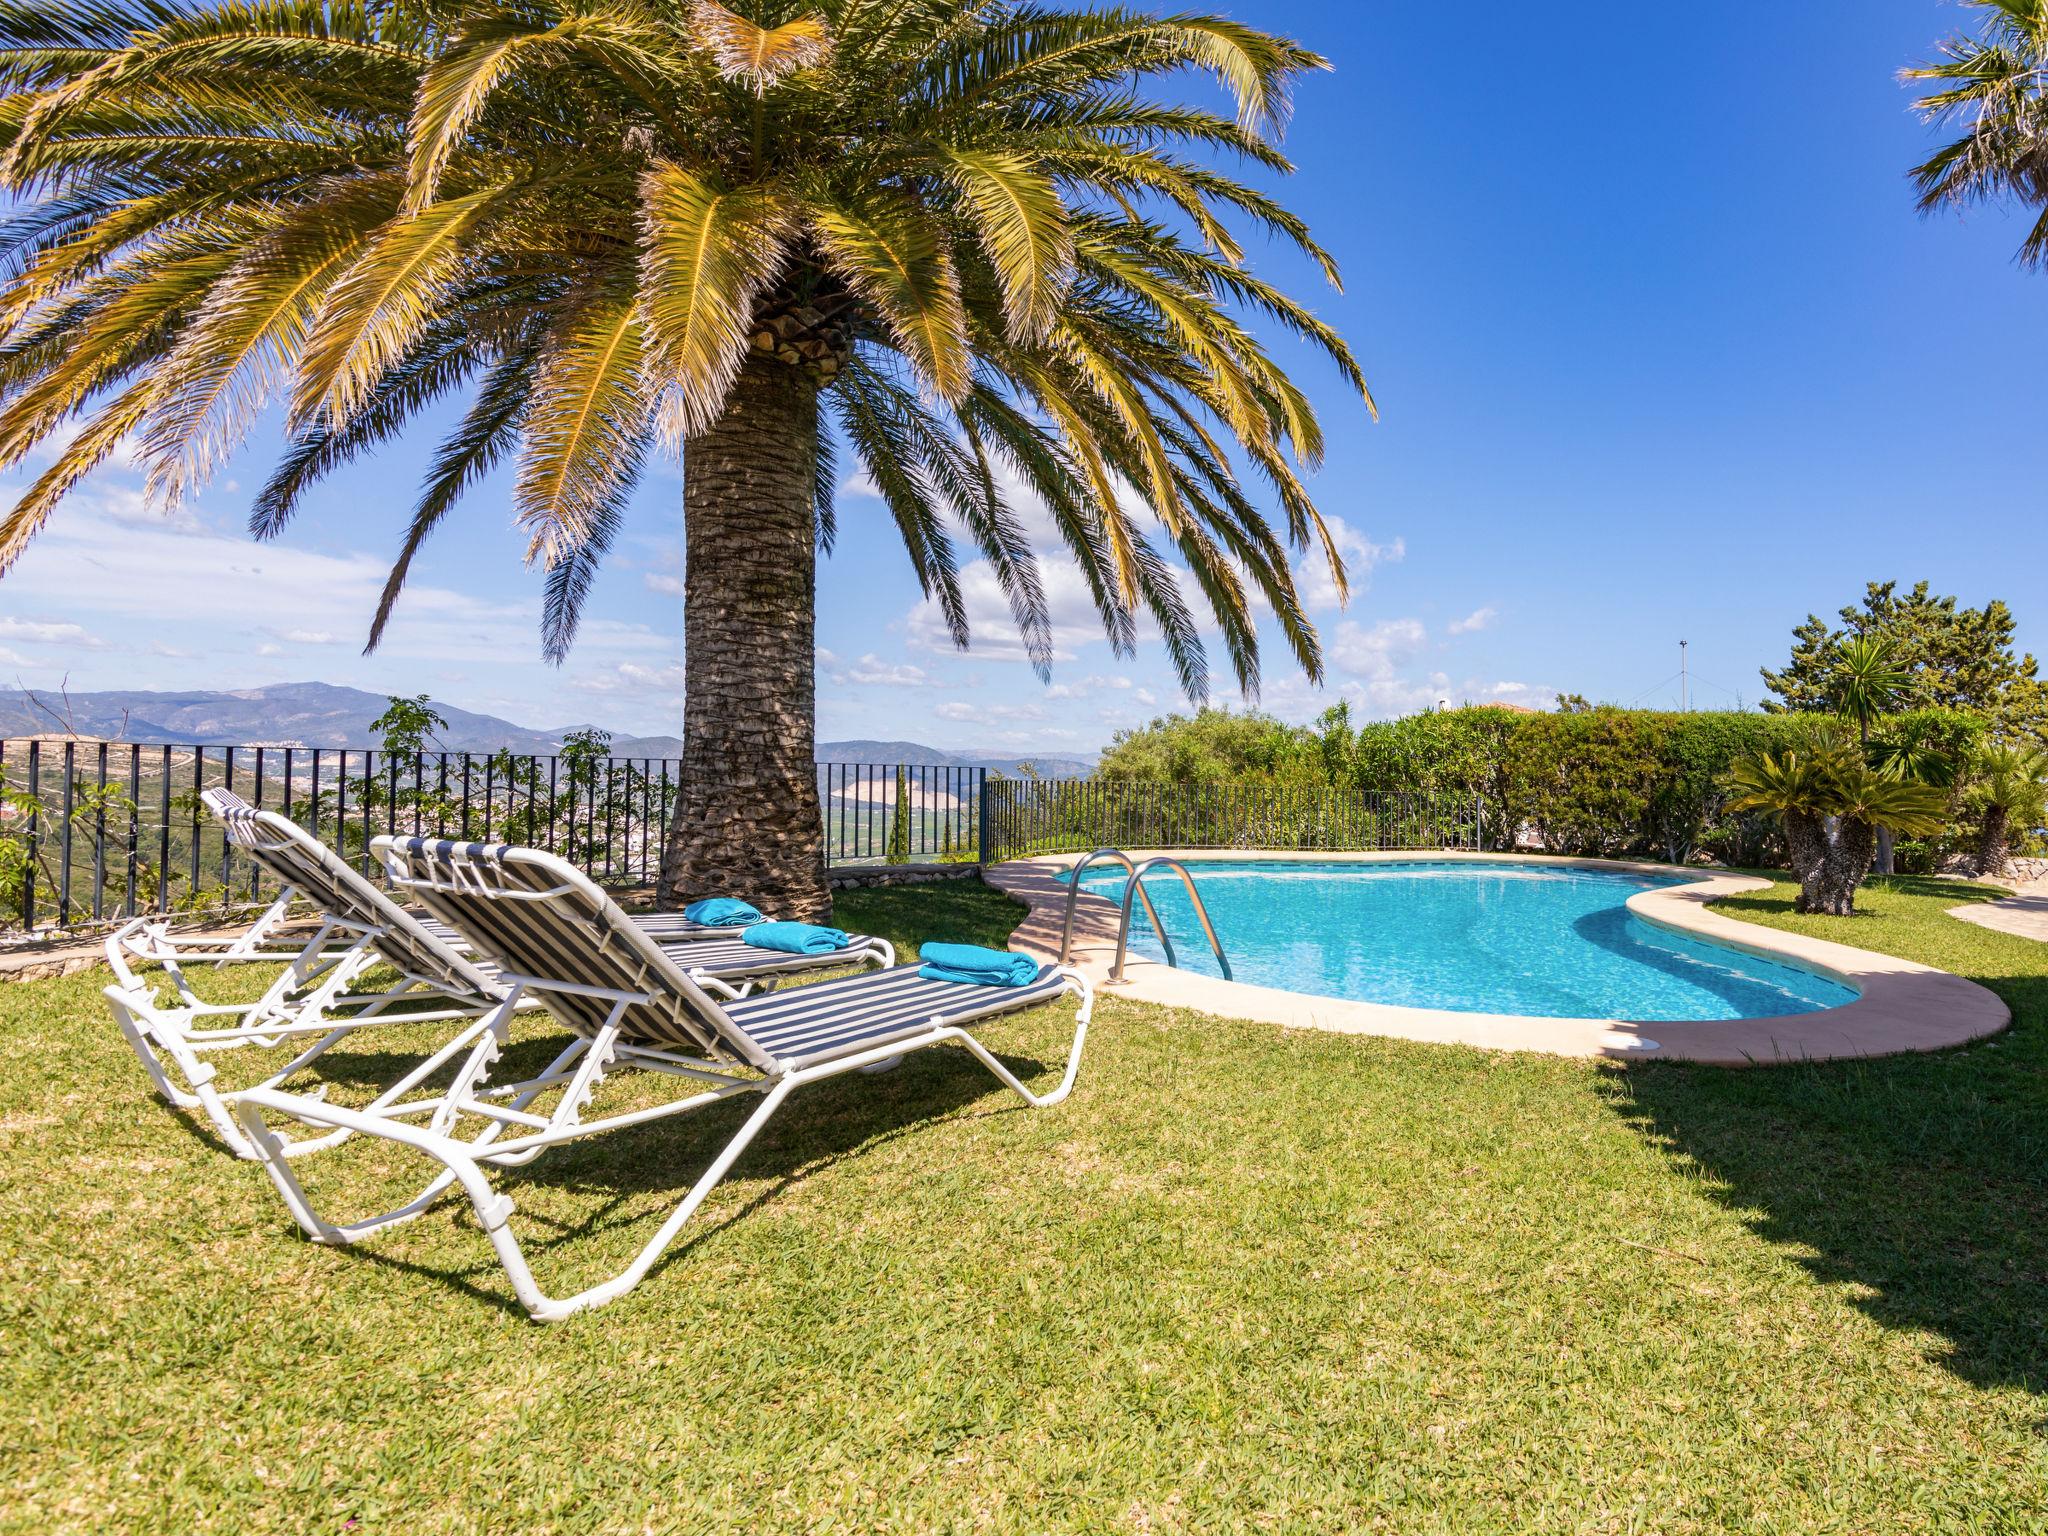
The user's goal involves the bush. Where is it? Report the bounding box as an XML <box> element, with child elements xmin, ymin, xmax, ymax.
<box><xmin>1075</xmin><ymin>703</ymin><xmax>1994</xmax><ymax>872</ymax></box>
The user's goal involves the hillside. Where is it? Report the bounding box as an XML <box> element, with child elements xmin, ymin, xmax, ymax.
<box><xmin>0</xmin><ymin>683</ymin><xmax>1095</xmax><ymax>773</ymax></box>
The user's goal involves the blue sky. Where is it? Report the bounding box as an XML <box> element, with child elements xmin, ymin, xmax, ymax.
<box><xmin>3</xmin><ymin>0</ymin><xmax>2042</xmax><ymax>753</ymax></box>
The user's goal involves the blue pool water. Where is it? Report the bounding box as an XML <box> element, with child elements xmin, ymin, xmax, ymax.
<box><xmin>1075</xmin><ymin>860</ymin><xmax>1856</xmax><ymax>1021</ymax></box>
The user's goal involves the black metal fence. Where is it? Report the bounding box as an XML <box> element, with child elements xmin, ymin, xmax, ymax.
<box><xmin>983</xmin><ymin>779</ymin><xmax>1484</xmax><ymax>860</ymax></box>
<box><xmin>2</xmin><ymin>737</ymin><xmax>1481</xmax><ymax>936</ymax></box>
<box><xmin>0</xmin><ymin>739</ymin><xmax>686</xmax><ymax>934</ymax></box>
<box><xmin>818</xmin><ymin>762</ymin><xmax>987</xmax><ymax>866</ymax></box>
<box><xmin>0</xmin><ymin>741</ymin><xmax>1002</xmax><ymax>935</ymax></box>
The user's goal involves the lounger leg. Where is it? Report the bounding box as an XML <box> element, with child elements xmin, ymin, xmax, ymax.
<box><xmin>947</xmin><ymin>968</ymin><xmax>1096</xmax><ymax>1108</ymax></box>
<box><xmin>104</xmin><ymin>987</ymin><xmax>204</xmax><ymax>1111</ymax></box>
<box><xmin>482</xmin><ymin>1076</ymin><xmax>796</xmax><ymax>1322</ymax></box>
<box><xmin>235</xmin><ymin>1073</ymin><xmax>793</xmax><ymax>1322</ymax></box>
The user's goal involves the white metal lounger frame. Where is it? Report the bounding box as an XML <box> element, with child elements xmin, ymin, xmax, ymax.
<box><xmin>105</xmin><ymin>791</ymin><xmax>525</xmax><ymax>1159</ymax></box>
<box><xmin>232</xmin><ymin>836</ymin><xmax>1093</xmax><ymax>1322</ymax></box>
<box><xmin>109</xmin><ymin>795</ymin><xmax>895</xmax><ymax>1160</ymax></box>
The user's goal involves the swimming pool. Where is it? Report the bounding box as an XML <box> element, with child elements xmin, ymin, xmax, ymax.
<box><xmin>1072</xmin><ymin>860</ymin><xmax>1857</xmax><ymax>1021</ymax></box>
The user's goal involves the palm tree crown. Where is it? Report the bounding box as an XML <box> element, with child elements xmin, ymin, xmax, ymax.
<box><xmin>1905</xmin><ymin>0</ymin><xmax>2048</xmax><ymax>266</ymax></box>
<box><xmin>0</xmin><ymin>0</ymin><xmax>1369</xmax><ymax>700</ymax></box>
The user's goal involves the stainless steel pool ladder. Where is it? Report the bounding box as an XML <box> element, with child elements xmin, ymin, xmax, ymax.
<box><xmin>1056</xmin><ymin>848</ymin><xmax>1232</xmax><ymax>985</ymax></box>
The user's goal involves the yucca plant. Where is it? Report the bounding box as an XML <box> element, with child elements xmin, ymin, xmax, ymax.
<box><xmin>0</xmin><ymin>1</ymin><xmax>1369</xmax><ymax>917</ymax></box>
<box><xmin>1905</xmin><ymin>0</ymin><xmax>2048</xmax><ymax>267</ymax></box>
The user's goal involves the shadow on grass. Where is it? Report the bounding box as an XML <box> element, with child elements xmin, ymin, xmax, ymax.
<box><xmin>262</xmin><ymin>1028</ymin><xmax>1058</xmax><ymax>1316</ymax></box>
<box><xmin>1602</xmin><ymin>885</ymin><xmax>2048</xmax><ymax>1397</ymax></box>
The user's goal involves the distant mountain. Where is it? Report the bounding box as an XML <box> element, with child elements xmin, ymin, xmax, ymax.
<box><xmin>0</xmin><ymin>682</ymin><xmax>581</xmax><ymax>754</ymax></box>
<box><xmin>817</xmin><ymin>739</ymin><xmax>1097</xmax><ymax>778</ymax></box>
<box><xmin>0</xmin><ymin>683</ymin><xmax>1096</xmax><ymax>773</ymax></box>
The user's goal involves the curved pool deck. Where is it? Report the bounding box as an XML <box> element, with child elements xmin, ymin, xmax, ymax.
<box><xmin>988</xmin><ymin>851</ymin><xmax>2010</xmax><ymax>1065</ymax></box>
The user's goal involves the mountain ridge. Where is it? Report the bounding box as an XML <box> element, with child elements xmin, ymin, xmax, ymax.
<box><xmin>0</xmin><ymin>682</ymin><xmax>1097</xmax><ymax>774</ymax></box>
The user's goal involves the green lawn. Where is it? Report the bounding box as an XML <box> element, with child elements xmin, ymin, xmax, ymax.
<box><xmin>2</xmin><ymin>874</ymin><xmax>2044</xmax><ymax>1532</ymax></box>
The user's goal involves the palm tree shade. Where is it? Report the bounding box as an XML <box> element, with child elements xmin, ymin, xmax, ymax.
<box><xmin>0</xmin><ymin>1</ymin><xmax>1370</xmax><ymax>917</ymax></box>
<box><xmin>1905</xmin><ymin>0</ymin><xmax>2048</xmax><ymax>266</ymax></box>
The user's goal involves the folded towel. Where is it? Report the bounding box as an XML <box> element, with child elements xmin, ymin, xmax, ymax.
<box><xmin>682</xmin><ymin>897</ymin><xmax>766</xmax><ymax>926</ymax></box>
<box><xmin>917</xmin><ymin>942</ymin><xmax>1042</xmax><ymax>988</ymax></box>
<box><xmin>741</xmin><ymin>922</ymin><xmax>851</xmax><ymax>955</ymax></box>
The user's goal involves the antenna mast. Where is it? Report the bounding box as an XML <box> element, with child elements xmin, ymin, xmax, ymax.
<box><xmin>1680</xmin><ymin>640</ymin><xmax>1689</xmax><ymax>712</ymax></box>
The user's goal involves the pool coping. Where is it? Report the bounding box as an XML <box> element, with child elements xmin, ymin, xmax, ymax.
<box><xmin>987</xmin><ymin>850</ymin><xmax>2011</xmax><ymax>1065</ymax></box>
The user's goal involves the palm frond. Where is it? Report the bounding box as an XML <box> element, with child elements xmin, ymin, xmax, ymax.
<box><xmin>639</xmin><ymin>162</ymin><xmax>797</xmax><ymax>438</ymax></box>
<box><xmin>689</xmin><ymin>0</ymin><xmax>830</xmax><ymax>90</ymax></box>
<box><xmin>514</xmin><ymin>287</ymin><xmax>649</xmax><ymax>566</ymax></box>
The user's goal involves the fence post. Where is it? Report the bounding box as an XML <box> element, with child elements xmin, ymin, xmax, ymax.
<box><xmin>20</xmin><ymin>740</ymin><xmax>38</xmax><ymax>929</ymax></box>
<box><xmin>976</xmin><ymin>768</ymin><xmax>992</xmax><ymax>864</ymax></box>
<box><xmin>1475</xmin><ymin>792</ymin><xmax>1485</xmax><ymax>852</ymax></box>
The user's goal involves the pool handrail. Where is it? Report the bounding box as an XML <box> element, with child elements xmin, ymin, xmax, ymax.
<box><xmin>1110</xmin><ymin>857</ymin><xmax>1232</xmax><ymax>985</ymax></box>
<box><xmin>1057</xmin><ymin>848</ymin><xmax>1173</xmax><ymax>966</ymax></box>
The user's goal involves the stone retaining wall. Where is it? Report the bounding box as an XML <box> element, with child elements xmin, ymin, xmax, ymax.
<box><xmin>828</xmin><ymin>863</ymin><xmax>982</xmax><ymax>890</ymax></box>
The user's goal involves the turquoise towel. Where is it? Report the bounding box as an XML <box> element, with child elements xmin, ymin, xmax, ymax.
<box><xmin>741</xmin><ymin>922</ymin><xmax>851</xmax><ymax>955</ymax></box>
<box><xmin>917</xmin><ymin>942</ymin><xmax>1041</xmax><ymax>988</ymax></box>
<box><xmin>683</xmin><ymin>897</ymin><xmax>765</xmax><ymax>926</ymax></box>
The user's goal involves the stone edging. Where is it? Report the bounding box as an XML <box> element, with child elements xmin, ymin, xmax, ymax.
<box><xmin>987</xmin><ymin>850</ymin><xmax>2010</xmax><ymax>1066</ymax></box>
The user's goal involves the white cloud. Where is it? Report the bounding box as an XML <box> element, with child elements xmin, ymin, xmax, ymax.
<box><xmin>906</xmin><ymin>559</ymin><xmax>1107</xmax><ymax>664</ymax></box>
<box><xmin>277</xmin><ymin>628</ymin><xmax>340</xmax><ymax>646</ymax></box>
<box><xmin>0</xmin><ymin>616</ymin><xmax>105</xmax><ymax>648</ymax></box>
<box><xmin>147</xmin><ymin>640</ymin><xmax>194</xmax><ymax>659</ymax></box>
<box><xmin>1297</xmin><ymin>519</ymin><xmax>1404</xmax><ymax>611</ymax></box>
<box><xmin>643</xmin><ymin>572</ymin><xmax>686</xmax><ymax>596</ymax></box>
<box><xmin>1447</xmin><ymin>606</ymin><xmax>1497</xmax><ymax>636</ymax></box>
<box><xmin>255</xmin><ymin>642</ymin><xmax>283</xmax><ymax>657</ymax></box>
<box><xmin>932</xmin><ymin>699</ymin><xmax>1045</xmax><ymax>723</ymax></box>
<box><xmin>1042</xmin><ymin>673</ymin><xmax>1137</xmax><ymax>701</ymax></box>
<box><xmin>842</xmin><ymin>653</ymin><xmax>932</xmax><ymax>687</ymax></box>
<box><xmin>1322</xmin><ymin>617</ymin><xmax>1447</xmax><ymax>715</ymax></box>
<box><xmin>0</xmin><ymin>646</ymin><xmax>26</xmax><ymax>667</ymax></box>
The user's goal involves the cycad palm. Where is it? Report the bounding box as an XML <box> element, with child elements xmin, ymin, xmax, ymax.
<box><xmin>1970</xmin><ymin>740</ymin><xmax>2048</xmax><ymax>874</ymax></box>
<box><xmin>0</xmin><ymin>0</ymin><xmax>1369</xmax><ymax>917</ymax></box>
<box><xmin>1905</xmin><ymin>0</ymin><xmax>2048</xmax><ymax>266</ymax></box>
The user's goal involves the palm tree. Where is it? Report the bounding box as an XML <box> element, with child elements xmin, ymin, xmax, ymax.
<box><xmin>0</xmin><ymin>1</ymin><xmax>1369</xmax><ymax>919</ymax></box>
<box><xmin>1829</xmin><ymin>635</ymin><xmax>1909</xmax><ymax>750</ymax></box>
<box><xmin>1969</xmin><ymin>741</ymin><xmax>2048</xmax><ymax>876</ymax></box>
<box><xmin>1726</xmin><ymin>731</ymin><xmax>1947</xmax><ymax>915</ymax></box>
<box><xmin>1829</xmin><ymin>633</ymin><xmax>1912</xmax><ymax>872</ymax></box>
<box><xmin>1905</xmin><ymin>0</ymin><xmax>2048</xmax><ymax>267</ymax></box>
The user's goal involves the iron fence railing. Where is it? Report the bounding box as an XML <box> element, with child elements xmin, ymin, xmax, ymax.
<box><xmin>817</xmin><ymin>763</ymin><xmax>987</xmax><ymax>867</ymax></box>
<box><xmin>984</xmin><ymin>779</ymin><xmax>1484</xmax><ymax>861</ymax></box>
<box><xmin>0</xmin><ymin>742</ymin><xmax>1000</xmax><ymax>935</ymax></box>
<box><xmin>0</xmin><ymin>739</ymin><xmax>685</xmax><ymax>935</ymax></box>
<box><xmin>2</xmin><ymin>738</ymin><xmax>1483</xmax><ymax>937</ymax></box>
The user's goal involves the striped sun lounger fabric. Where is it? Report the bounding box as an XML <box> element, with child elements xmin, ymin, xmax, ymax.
<box><xmin>724</xmin><ymin>963</ymin><xmax>1067</xmax><ymax>1070</ymax></box>
<box><xmin>414</xmin><ymin>910</ymin><xmax>745</xmax><ymax>950</ymax></box>
<box><xmin>376</xmin><ymin>837</ymin><xmax>1066</xmax><ymax>1072</ymax></box>
<box><xmin>204</xmin><ymin>790</ymin><xmax>503</xmax><ymax>999</ymax></box>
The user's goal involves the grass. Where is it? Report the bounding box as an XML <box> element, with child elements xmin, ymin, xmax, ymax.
<box><xmin>2</xmin><ymin>873</ymin><xmax>2045</xmax><ymax>1531</ymax></box>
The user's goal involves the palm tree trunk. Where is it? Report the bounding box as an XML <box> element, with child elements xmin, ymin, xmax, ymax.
<box><xmin>1816</xmin><ymin>816</ymin><xmax>1879</xmax><ymax>916</ymax></box>
<box><xmin>1784</xmin><ymin>808</ymin><xmax>1830</xmax><ymax>912</ymax></box>
<box><xmin>657</xmin><ymin>359</ymin><xmax>831</xmax><ymax>922</ymax></box>
<box><xmin>1976</xmin><ymin>804</ymin><xmax>2012</xmax><ymax>879</ymax></box>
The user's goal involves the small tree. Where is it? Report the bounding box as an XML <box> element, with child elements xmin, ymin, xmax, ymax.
<box><xmin>368</xmin><ymin>695</ymin><xmax>448</xmax><ymax>757</ymax></box>
<box><xmin>886</xmin><ymin>766</ymin><xmax>911</xmax><ymax>865</ymax></box>
<box><xmin>1968</xmin><ymin>743</ymin><xmax>2048</xmax><ymax>877</ymax></box>
<box><xmin>1726</xmin><ymin>731</ymin><xmax>1948</xmax><ymax>914</ymax></box>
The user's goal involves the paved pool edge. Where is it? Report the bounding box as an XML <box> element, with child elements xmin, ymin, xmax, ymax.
<box><xmin>987</xmin><ymin>851</ymin><xmax>2010</xmax><ymax>1065</ymax></box>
